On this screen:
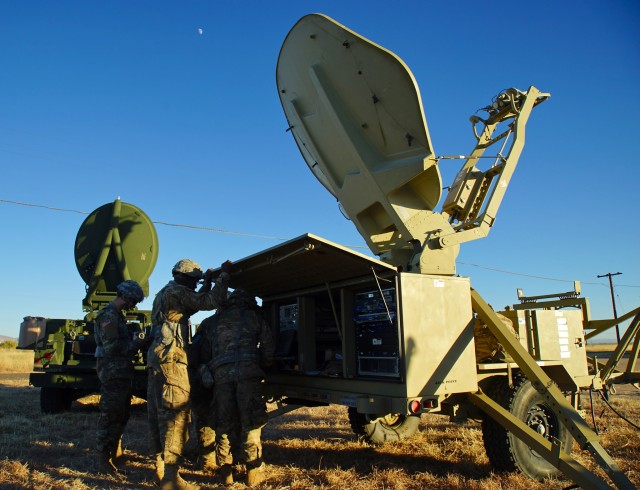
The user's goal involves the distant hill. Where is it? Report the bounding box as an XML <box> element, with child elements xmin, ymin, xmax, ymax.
<box><xmin>0</xmin><ymin>335</ymin><xmax>17</xmax><ymax>343</ymax></box>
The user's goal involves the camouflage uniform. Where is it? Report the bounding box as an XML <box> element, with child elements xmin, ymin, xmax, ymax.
<box><xmin>187</xmin><ymin>327</ymin><xmax>216</xmax><ymax>468</ymax></box>
<box><xmin>147</xmin><ymin>273</ymin><xmax>229</xmax><ymax>467</ymax></box>
<box><xmin>199</xmin><ymin>291</ymin><xmax>275</xmax><ymax>477</ymax></box>
<box><xmin>94</xmin><ymin>302</ymin><xmax>138</xmax><ymax>456</ymax></box>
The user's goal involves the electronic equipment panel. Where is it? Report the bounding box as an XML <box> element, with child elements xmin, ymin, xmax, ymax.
<box><xmin>354</xmin><ymin>288</ymin><xmax>400</xmax><ymax>377</ymax></box>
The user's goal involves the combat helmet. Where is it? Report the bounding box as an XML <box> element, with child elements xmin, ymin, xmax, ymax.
<box><xmin>172</xmin><ymin>259</ymin><xmax>204</xmax><ymax>279</ymax></box>
<box><xmin>116</xmin><ymin>280</ymin><xmax>144</xmax><ymax>303</ymax></box>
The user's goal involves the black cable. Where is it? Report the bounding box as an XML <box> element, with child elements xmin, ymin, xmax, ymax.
<box><xmin>598</xmin><ymin>390</ymin><xmax>640</xmax><ymax>431</ymax></box>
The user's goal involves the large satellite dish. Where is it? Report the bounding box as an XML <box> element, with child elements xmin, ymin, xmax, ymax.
<box><xmin>75</xmin><ymin>199</ymin><xmax>158</xmax><ymax>309</ymax></box>
<box><xmin>277</xmin><ymin>14</ymin><xmax>442</xmax><ymax>258</ymax></box>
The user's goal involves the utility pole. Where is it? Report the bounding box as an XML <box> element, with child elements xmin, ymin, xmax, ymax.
<box><xmin>597</xmin><ymin>272</ymin><xmax>622</xmax><ymax>342</ymax></box>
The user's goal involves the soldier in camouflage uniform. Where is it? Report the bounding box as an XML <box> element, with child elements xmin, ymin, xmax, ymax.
<box><xmin>187</xmin><ymin>324</ymin><xmax>216</xmax><ymax>472</ymax></box>
<box><xmin>199</xmin><ymin>288</ymin><xmax>275</xmax><ymax>486</ymax></box>
<box><xmin>94</xmin><ymin>279</ymin><xmax>146</xmax><ymax>474</ymax></box>
<box><xmin>147</xmin><ymin>258</ymin><xmax>231</xmax><ymax>490</ymax></box>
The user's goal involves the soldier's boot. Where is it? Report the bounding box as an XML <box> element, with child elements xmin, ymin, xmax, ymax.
<box><xmin>160</xmin><ymin>464</ymin><xmax>200</xmax><ymax>490</ymax></box>
<box><xmin>97</xmin><ymin>450</ymin><xmax>118</xmax><ymax>475</ymax></box>
<box><xmin>219</xmin><ymin>464</ymin><xmax>234</xmax><ymax>485</ymax></box>
<box><xmin>154</xmin><ymin>453</ymin><xmax>165</xmax><ymax>482</ymax></box>
<box><xmin>197</xmin><ymin>452</ymin><xmax>217</xmax><ymax>472</ymax></box>
<box><xmin>114</xmin><ymin>436</ymin><xmax>124</xmax><ymax>460</ymax></box>
<box><xmin>246</xmin><ymin>464</ymin><xmax>265</xmax><ymax>487</ymax></box>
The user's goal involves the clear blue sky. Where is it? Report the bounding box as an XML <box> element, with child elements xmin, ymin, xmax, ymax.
<box><xmin>1</xmin><ymin>1</ymin><xmax>639</xmax><ymax>342</ymax></box>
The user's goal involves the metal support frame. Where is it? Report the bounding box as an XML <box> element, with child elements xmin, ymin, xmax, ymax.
<box><xmin>586</xmin><ymin>308</ymin><xmax>640</xmax><ymax>385</ymax></box>
<box><xmin>586</xmin><ymin>307</ymin><xmax>640</xmax><ymax>341</ymax></box>
<box><xmin>468</xmin><ymin>391</ymin><xmax>611</xmax><ymax>489</ymax></box>
<box><xmin>471</xmin><ymin>289</ymin><xmax>634</xmax><ymax>490</ymax></box>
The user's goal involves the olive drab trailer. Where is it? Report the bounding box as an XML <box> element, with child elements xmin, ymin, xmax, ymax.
<box><xmin>18</xmin><ymin>199</ymin><xmax>158</xmax><ymax>413</ymax></box>
<box><xmin>220</xmin><ymin>14</ymin><xmax>636</xmax><ymax>489</ymax></box>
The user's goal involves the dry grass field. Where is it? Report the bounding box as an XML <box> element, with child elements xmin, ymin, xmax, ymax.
<box><xmin>0</xmin><ymin>349</ymin><xmax>638</xmax><ymax>489</ymax></box>
<box><xmin>0</xmin><ymin>350</ymin><xmax>33</xmax><ymax>373</ymax></box>
<box><xmin>586</xmin><ymin>343</ymin><xmax>635</xmax><ymax>353</ymax></box>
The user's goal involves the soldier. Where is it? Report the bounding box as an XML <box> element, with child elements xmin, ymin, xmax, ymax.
<box><xmin>199</xmin><ymin>288</ymin><xmax>275</xmax><ymax>486</ymax></box>
<box><xmin>147</xmin><ymin>258</ymin><xmax>231</xmax><ymax>490</ymax></box>
<box><xmin>187</xmin><ymin>324</ymin><xmax>216</xmax><ymax>473</ymax></box>
<box><xmin>94</xmin><ymin>279</ymin><xmax>146</xmax><ymax>474</ymax></box>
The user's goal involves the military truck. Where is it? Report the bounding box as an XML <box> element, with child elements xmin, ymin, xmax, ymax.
<box><xmin>218</xmin><ymin>14</ymin><xmax>636</xmax><ymax>489</ymax></box>
<box><xmin>18</xmin><ymin>199</ymin><xmax>158</xmax><ymax>413</ymax></box>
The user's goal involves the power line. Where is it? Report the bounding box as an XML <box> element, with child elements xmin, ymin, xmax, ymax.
<box><xmin>153</xmin><ymin>220</ymin><xmax>291</xmax><ymax>241</ymax></box>
<box><xmin>0</xmin><ymin>198</ymin><xmax>89</xmax><ymax>215</ymax></box>
<box><xmin>457</xmin><ymin>261</ymin><xmax>604</xmax><ymax>285</ymax></box>
<box><xmin>458</xmin><ymin>265</ymin><xmax>638</xmax><ymax>288</ymax></box>
<box><xmin>2</xmin><ymin>197</ymin><xmax>639</xmax><ymax>288</ymax></box>
<box><xmin>0</xmin><ymin>198</ymin><xmax>290</xmax><ymax>241</ymax></box>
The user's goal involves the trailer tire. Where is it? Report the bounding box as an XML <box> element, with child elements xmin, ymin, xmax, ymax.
<box><xmin>348</xmin><ymin>407</ymin><xmax>420</xmax><ymax>443</ymax></box>
<box><xmin>481</xmin><ymin>375</ymin><xmax>573</xmax><ymax>480</ymax></box>
<box><xmin>40</xmin><ymin>387</ymin><xmax>73</xmax><ymax>414</ymax></box>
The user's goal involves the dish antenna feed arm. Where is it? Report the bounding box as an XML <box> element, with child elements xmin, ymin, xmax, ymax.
<box><xmin>413</xmin><ymin>86</ymin><xmax>550</xmax><ymax>274</ymax></box>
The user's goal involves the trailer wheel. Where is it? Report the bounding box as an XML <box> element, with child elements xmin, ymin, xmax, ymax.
<box><xmin>40</xmin><ymin>387</ymin><xmax>73</xmax><ymax>414</ymax></box>
<box><xmin>348</xmin><ymin>407</ymin><xmax>420</xmax><ymax>443</ymax></box>
<box><xmin>481</xmin><ymin>375</ymin><xmax>573</xmax><ymax>480</ymax></box>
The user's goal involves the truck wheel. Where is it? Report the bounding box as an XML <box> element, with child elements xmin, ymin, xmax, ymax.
<box><xmin>481</xmin><ymin>375</ymin><xmax>573</xmax><ymax>480</ymax></box>
<box><xmin>40</xmin><ymin>387</ymin><xmax>73</xmax><ymax>414</ymax></box>
<box><xmin>348</xmin><ymin>407</ymin><xmax>420</xmax><ymax>443</ymax></box>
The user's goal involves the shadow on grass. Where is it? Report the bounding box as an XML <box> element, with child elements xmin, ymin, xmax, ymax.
<box><xmin>262</xmin><ymin>438</ymin><xmax>493</xmax><ymax>481</ymax></box>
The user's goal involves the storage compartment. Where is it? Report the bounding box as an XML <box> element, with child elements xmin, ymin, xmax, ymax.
<box><xmin>227</xmin><ymin>233</ymin><xmax>478</xmax><ymax>400</ymax></box>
